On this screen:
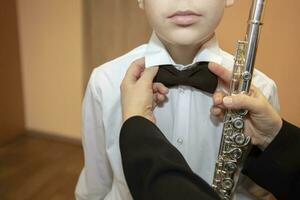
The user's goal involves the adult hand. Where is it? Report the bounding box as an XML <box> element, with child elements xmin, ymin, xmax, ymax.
<box><xmin>121</xmin><ymin>58</ymin><xmax>168</xmax><ymax>123</ymax></box>
<box><xmin>208</xmin><ymin>63</ymin><xmax>283</xmax><ymax>149</ymax></box>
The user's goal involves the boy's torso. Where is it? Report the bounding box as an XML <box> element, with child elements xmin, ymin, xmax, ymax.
<box><xmin>87</xmin><ymin>34</ymin><xmax>278</xmax><ymax>200</ymax></box>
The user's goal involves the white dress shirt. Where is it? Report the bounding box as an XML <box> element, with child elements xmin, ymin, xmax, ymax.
<box><xmin>75</xmin><ymin>33</ymin><xmax>279</xmax><ymax>200</ymax></box>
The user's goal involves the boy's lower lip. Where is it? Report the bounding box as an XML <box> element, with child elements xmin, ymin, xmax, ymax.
<box><xmin>168</xmin><ymin>15</ymin><xmax>200</xmax><ymax>26</ymax></box>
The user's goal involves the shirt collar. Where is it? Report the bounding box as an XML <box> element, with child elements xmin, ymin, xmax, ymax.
<box><xmin>145</xmin><ymin>32</ymin><xmax>223</xmax><ymax>69</ymax></box>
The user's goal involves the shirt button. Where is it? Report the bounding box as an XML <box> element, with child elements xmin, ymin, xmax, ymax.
<box><xmin>177</xmin><ymin>138</ymin><xmax>183</xmax><ymax>145</ymax></box>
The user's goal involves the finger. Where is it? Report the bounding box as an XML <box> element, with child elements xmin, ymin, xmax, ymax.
<box><xmin>222</xmin><ymin>94</ymin><xmax>262</xmax><ymax>113</ymax></box>
<box><xmin>139</xmin><ymin>66</ymin><xmax>159</xmax><ymax>83</ymax></box>
<box><xmin>217</xmin><ymin>112</ymin><xmax>225</xmax><ymax>121</ymax></box>
<box><xmin>153</xmin><ymin>92</ymin><xmax>167</xmax><ymax>106</ymax></box>
<box><xmin>208</xmin><ymin>62</ymin><xmax>232</xmax><ymax>85</ymax></box>
<box><xmin>156</xmin><ymin>93</ymin><xmax>166</xmax><ymax>103</ymax></box>
<box><xmin>210</xmin><ymin>106</ymin><xmax>223</xmax><ymax>116</ymax></box>
<box><xmin>213</xmin><ymin>91</ymin><xmax>226</xmax><ymax>106</ymax></box>
<box><xmin>249</xmin><ymin>85</ymin><xmax>265</xmax><ymax>99</ymax></box>
<box><xmin>153</xmin><ymin>82</ymin><xmax>169</xmax><ymax>95</ymax></box>
<box><xmin>210</xmin><ymin>107</ymin><xmax>225</xmax><ymax>121</ymax></box>
<box><xmin>123</xmin><ymin>57</ymin><xmax>145</xmax><ymax>84</ymax></box>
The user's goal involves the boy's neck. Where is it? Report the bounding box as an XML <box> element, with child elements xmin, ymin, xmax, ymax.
<box><xmin>160</xmin><ymin>34</ymin><xmax>214</xmax><ymax>66</ymax></box>
<box><xmin>165</xmin><ymin>43</ymin><xmax>201</xmax><ymax>65</ymax></box>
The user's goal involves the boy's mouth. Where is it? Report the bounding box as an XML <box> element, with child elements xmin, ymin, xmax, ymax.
<box><xmin>168</xmin><ymin>10</ymin><xmax>202</xmax><ymax>26</ymax></box>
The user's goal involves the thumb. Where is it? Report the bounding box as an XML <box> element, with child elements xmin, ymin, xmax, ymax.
<box><xmin>208</xmin><ymin>62</ymin><xmax>232</xmax><ymax>85</ymax></box>
<box><xmin>223</xmin><ymin>94</ymin><xmax>261</xmax><ymax>114</ymax></box>
<box><xmin>139</xmin><ymin>66</ymin><xmax>159</xmax><ymax>84</ymax></box>
<box><xmin>123</xmin><ymin>57</ymin><xmax>145</xmax><ymax>84</ymax></box>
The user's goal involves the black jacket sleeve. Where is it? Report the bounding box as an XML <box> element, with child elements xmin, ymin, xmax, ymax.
<box><xmin>119</xmin><ymin>116</ymin><xmax>221</xmax><ymax>200</ymax></box>
<box><xmin>120</xmin><ymin>117</ymin><xmax>300</xmax><ymax>200</ymax></box>
<box><xmin>242</xmin><ymin>120</ymin><xmax>300</xmax><ymax>200</ymax></box>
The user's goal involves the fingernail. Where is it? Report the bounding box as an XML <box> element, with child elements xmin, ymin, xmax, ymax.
<box><xmin>223</xmin><ymin>97</ymin><xmax>233</xmax><ymax>106</ymax></box>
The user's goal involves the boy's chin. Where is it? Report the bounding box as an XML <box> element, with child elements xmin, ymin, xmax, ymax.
<box><xmin>159</xmin><ymin>30</ymin><xmax>211</xmax><ymax>47</ymax></box>
<box><xmin>170</xmin><ymin>38</ymin><xmax>203</xmax><ymax>46</ymax></box>
<box><xmin>166</xmin><ymin>35</ymin><xmax>208</xmax><ymax>47</ymax></box>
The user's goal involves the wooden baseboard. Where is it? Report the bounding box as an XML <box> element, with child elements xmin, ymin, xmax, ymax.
<box><xmin>0</xmin><ymin>132</ymin><xmax>26</xmax><ymax>147</ymax></box>
<box><xmin>26</xmin><ymin>129</ymin><xmax>82</xmax><ymax>146</ymax></box>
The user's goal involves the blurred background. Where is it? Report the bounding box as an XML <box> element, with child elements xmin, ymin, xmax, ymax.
<box><xmin>0</xmin><ymin>0</ymin><xmax>299</xmax><ymax>199</ymax></box>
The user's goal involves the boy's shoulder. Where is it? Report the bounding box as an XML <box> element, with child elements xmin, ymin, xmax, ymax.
<box><xmin>90</xmin><ymin>44</ymin><xmax>147</xmax><ymax>87</ymax></box>
<box><xmin>86</xmin><ymin>44</ymin><xmax>147</xmax><ymax>100</ymax></box>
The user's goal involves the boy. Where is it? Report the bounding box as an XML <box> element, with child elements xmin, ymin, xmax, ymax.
<box><xmin>75</xmin><ymin>0</ymin><xmax>279</xmax><ymax>199</ymax></box>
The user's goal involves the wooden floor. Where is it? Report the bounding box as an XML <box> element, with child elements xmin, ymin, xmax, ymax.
<box><xmin>0</xmin><ymin>134</ymin><xmax>84</xmax><ymax>200</ymax></box>
<box><xmin>0</xmin><ymin>134</ymin><xmax>279</xmax><ymax>200</ymax></box>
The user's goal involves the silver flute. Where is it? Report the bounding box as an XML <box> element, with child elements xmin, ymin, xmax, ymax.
<box><xmin>212</xmin><ymin>0</ymin><xmax>267</xmax><ymax>199</ymax></box>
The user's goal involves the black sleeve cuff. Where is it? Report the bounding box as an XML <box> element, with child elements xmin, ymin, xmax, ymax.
<box><xmin>242</xmin><ymin>120</ymin><xmax>300</xmax><ymax>200</ymax></box>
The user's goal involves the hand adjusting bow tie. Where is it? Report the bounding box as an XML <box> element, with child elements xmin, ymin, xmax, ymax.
<box><xmin>153</xmin><ymin>62</ymin><xmax>218</xmax><ymax>94</ymax></box>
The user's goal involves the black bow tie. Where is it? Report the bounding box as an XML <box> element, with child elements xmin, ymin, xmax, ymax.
<box><xmin>153</xmin><ymin>62</ymin><xmax>218</xmax><ymax>94</ymax></box>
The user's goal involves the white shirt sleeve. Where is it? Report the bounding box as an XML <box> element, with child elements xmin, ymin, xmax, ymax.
<box><xmin>251</xmin><ymin>69</ymin><xmax>280</xmax><ymax>110</ymax></box>
<box><xmin>75</xmin><ymin>70</ymin><xmax>113</xmax><ymax>200</ymax></box>
<box><xmin>266</xmin><ymin>79</ymin><xmax>280</xmax><ymax>111</ymax></box>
